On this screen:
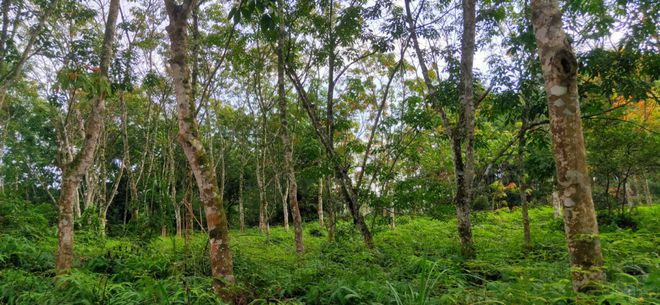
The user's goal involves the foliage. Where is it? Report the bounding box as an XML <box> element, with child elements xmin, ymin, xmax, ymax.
<box><xmin>1</xmin><ymin>198</ymin><xmax>658</xmax><ymax>304</ymax></box>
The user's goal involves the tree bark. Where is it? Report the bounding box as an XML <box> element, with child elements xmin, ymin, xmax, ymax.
<box><xmin>325</xmin><ymin>176</ymin><xmax>335</xmax><ymax>241</ymax></box>
<box><xmin>456</xmin><ymin>0</ymin><xmax>477</xmax><ymax>258</ymax></box>
<box><xmin>238</xmin><ymin>156</ymin><xmax>246</xmax><ymax>232</ymax></box>
<box><xmin>517</xmin><ymin>125</ymin><xmax>531</xmax><ymax>250</ymax></box>
<box><xmin>164</xmin><ymin>0</ymin><xmax>235</xmax><ymax>299</ymax></box>
<box><xmin>56</xmin><ymin>0</ymin><xmax>119</xmax><ymax>272</ymax></box>
<box><xmin>183</xmin><ymin>172</ymin><xmax>194</xmax><ymax>240</ymax></box>
<box><xmin>318</xmin><ymin>177</ymin><xmax>324</xmax><ymax>227</ymax></box>
<box><xmin>277</xmin><ymin>0</ymin><xmax>303</xmax><ymax>253</ymax></box>
<box><xmin>531</xmin><ymin>0</ymin><xmax>606</xmax><ymax>291</ymax></box>
<box><xmin>256</xmin><ymin>142</ymin><xmax>269</xmax><ymax>234</ymax></box>
<box><xmin>641</xmin><ymin>173</ymin><xmax>653</xmax><ymax>205</ymax></box>
<box><xmin>552</xmin><ymin>187</ymin><xmax>562</xmax><ymax>218</ymax></box>
<box><xmin>276</xmin><ymin>172</ymin><xmax>290</xmax><ymax>232</ymax></box>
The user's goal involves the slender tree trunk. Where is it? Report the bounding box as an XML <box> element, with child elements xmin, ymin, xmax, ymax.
<box><xmin>326</xmin><ymin>176</ymin><xmax>335</xmax><ymax>241</ymax></box>
<box><xmin>56</xmin><ymin>0</ymin><xmax>119</xmax><ymax>272</ymax></box>
<box><xmin>166</xmin><ymin>128</ymin><xmax>180</xmax><ymax>238</ymax></box>
<box><xmin>276</xmin><ymin>172</ymin><xmax>290</xmax><ymax>232</ymax></box>
<box><xmin>531</xmin><ymin>0</ymin><xmax>605</xmax><ymax>291</ymax></box>
<box><xmin>287</xmin><ymin>69</ymin><xmax>373</xmax><ymax>248</ymax></box>
<box><xmin>238</xmin><ymin>159</ymin><xmax>246</xmax><ymax>232</ymax></box>
<box><xmin>631</xmin><ymin>175</ymin><xmax>641</xmax><ymax>206</ymax></box>
<box><xmin>622</xmin><ymin>176</ymin><xmax>629</xmax><ymax>213</ymax></box>
<box><xmin>404</xmin><ymin>0</ymin><xmax>475</xmax><ymax>258</ymax></box>
<box><xmin>603</xmin><ymin>174</ymin><xmax>610</xmax><ymax>215</ymax></box>
<box><xmin>257</xmin><ymin>146</ymin><xmax>269</xmax><ymax>234</ymax></box>
<box><xmin>318</xmin><ymin>177</ymin><xmax>324</xmax><ymax>227</ymax></box>
<box><xmin>183</xmin><ymin>172</ymin><xmax>194</xmax><ymax>240</ymax></box>
<box><xmin>641</xmin><ymin>173</ymin><xmax>652</xmax><ymax>205</ymax></box>
<box><xmin>517</xmin><ymin>125</ymin><xmax>531</xmax><ymax>250</ymax></box>
<box><xmin>277</xmin><ymin>1</ymin><xmax>303</xmax><ymax>253</ymax></box>
<box><xmin>164</xmin><ymin>0</ymin><xmax>235</xmax><ymax>299</ymax></box>
<box><xmin>0</xmin><ymin>120</ymin><xmax>7</xmax><ymax>193</ymax></box>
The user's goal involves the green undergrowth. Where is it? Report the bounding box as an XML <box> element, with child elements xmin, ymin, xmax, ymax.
<box><xmin>0</xmin><ymin>201</ymin><xmax>658</xmax><ymax>304</ymax></box>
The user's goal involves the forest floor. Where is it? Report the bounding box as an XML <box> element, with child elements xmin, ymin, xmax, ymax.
<box><xmin>0</xmin><ymin>202</ymin><xmax>658</xmax><ymax>304</ymax></box>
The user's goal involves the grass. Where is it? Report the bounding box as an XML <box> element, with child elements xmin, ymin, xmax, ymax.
<box><xmin>0</xmin><ymin>203</ymin><xmax>658</xmax><ymax>304</ymax></box>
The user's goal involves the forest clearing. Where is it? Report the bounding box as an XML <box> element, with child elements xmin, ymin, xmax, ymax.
<box><xmin>0</xmin><ymin>0</ymin><xmax>657</xmax><ymax>303</ymax></box>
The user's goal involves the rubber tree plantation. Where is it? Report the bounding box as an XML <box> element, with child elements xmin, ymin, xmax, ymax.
<box><xmin>0</xmin><ymin>0</ymin><xmax>657</xmax><ymax>304</ymax></box>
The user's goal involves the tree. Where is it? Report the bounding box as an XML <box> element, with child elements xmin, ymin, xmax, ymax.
<box><xmin>530</xmin><ymin>0</ymin><xmax>606</xmax><ymax>292</ymax></box>
<box><xmin>404</xmin><ymin>0</ymin><xmax>478</xmax><ymax>257</ymax></box>
<box><xmin>277</xmin><ymin>0</ymin><xmax>304</xmax><ymax>254</ymax></box>
<box><xmin>55</xmin><ymin>0</ymin><xmax>120</xmax><ymax>272</ymax></box>
<box><xmin>163</xmin><ymin>0</ymin><xmax>235</xmax><ymax>300</ymax></box>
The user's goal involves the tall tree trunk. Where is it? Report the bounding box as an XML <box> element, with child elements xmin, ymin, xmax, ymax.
<box><xmin>641</xmin><ymin>173</ymin><xmax>653</xmax><ymax>205</ymax></box>
<box><xmin>404</xmin><ymin>0</ymin><xmax>475</xmax><ymax>258</ymax></box>
<box><xmin>257</xmin><ymin>145</ymin><xmax>269</xmax><ymax>234</ymax></box>
<box><xmin>164</xmin><ymin>0</ymin><xmax>235</xmax><ymax>299</ymax></box>
<box><xmin>517</xmin><ymin>125</ymin><xmax>531</xmax><ymax>250</ymax></box>
<box><xmin>183</xmin><ymin>172</ymin><xmax>194</xmax><ymax>240</ymax></box>
<box><xmin>277</xmin><ymin>0</ymin><xmax>303</xmax><ymax>253</ymax></box>
<box><xmin>604</xmin><ymin>174</ymin><xmax>611</xmax><ymax>215</ymax></box>
<box><xmin>276</xmin><ymin>172</ymin><xmax>290</xmax><ymax>232</ymax></box>
<box><xmin>56</xmin><ymin>0</ymin><xmax>119</xmax><ymax>272</ymax></box>
<box><xmin>531</xmin><ymin>0</ymin><xmax>605</xmax><ymax>292</ymax></box>
<box><xmin>238</xmin><ymin>158</ymin><xmax>246</xmax><ymax>232</ymax></box>
<box><xmin>166</xmin><ymin>127</ymin><xmax>180</xmax><ymax>238</ymax></box>
<box><xmin>318</xmin><ymin>177</ymin><xmax>324</xmax><ymax>227</ymax></box>
<box><xmin>325</xmin><ymin>176</ymin><xmax>335</xmax><ymax>241</ymax></box>
<box><xmin>455</xmin><ymin>0</ymin><xmax>477</xmax><ymax>259</ymax></box>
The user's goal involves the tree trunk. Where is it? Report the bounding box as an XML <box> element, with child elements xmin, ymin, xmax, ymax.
<box><xmin>604</xmin><ymin>174</ymin><xmax>611</xmax><ymax>215</ymax></box>
<box><xmin>641</xmin><ymin>173</ymin><xmax>653</xmax><ymax>205</ymax></box>
<box><xmin>276</xmin><ymin>172</ymin><xmax>290</xmax><ymax>232</ymax></box>
<box><xmin>451</xmin><ymin>137</ymin><xmax>475</xmax><ymax>258</ymax></box>
<box><xmin>164</xmin><ymin>0</ymin><xmax>235</xmax><ymax>300</ymax></box>
<box><xmin>404</xmin><ymin>0</ymin><xmax>476</xmax><ymax>258</ymax></box>
<box><xmin>257</xmin><ymin>146</ymin><xmax>269</xmax><ymax>234</ymax></box>
<box><xmin>455</xmin><ymin>0</ymin><xmax>477</xmax><ymax>258</ymax></box>
<box><xmin>183</xmin><ymin>173</ymin><xmax>194</xmax><ymax>240</ymax></box>
<box><xmin>277</xmin><ymin>0</ymin><xmax>303</xmax><ymax>253</ymax></box>
<box><xmin>517</xmin><ymin>125</ymin><xmax>531</xmax><ymax>250</ymax></box>
<box><xmin>238</xmin><ymin>160</ymin><xmax>246</xmax><ymax>232</ymax></box>
<box><xmin>552</xmin><ymin>188</ymin><xmax>562</xmax><ymax>218</ymax></box>
<box><xmin>56</xmin><ymin>0</ymin><xmax>119</xmax><ymax>272</ymax></box>
<box><xmin>326</xmin><ymin>176</ymin><xmax>335</xmax><ymax>241</ymax></box>
<box><xmin>318</xmin><ymin>177</ymin><xmax>324</xmax><ymax>227</ymax></box>
<box><xmin>531</xmin><ymin>0</ymin><xmax>606</xmax><ymax>291</ymax></box>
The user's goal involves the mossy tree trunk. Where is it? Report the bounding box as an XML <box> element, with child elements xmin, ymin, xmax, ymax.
<box><xmin>164</xmin><ymin>0</ymin><xmax>235</xmax><ymax>300</ymax></box>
